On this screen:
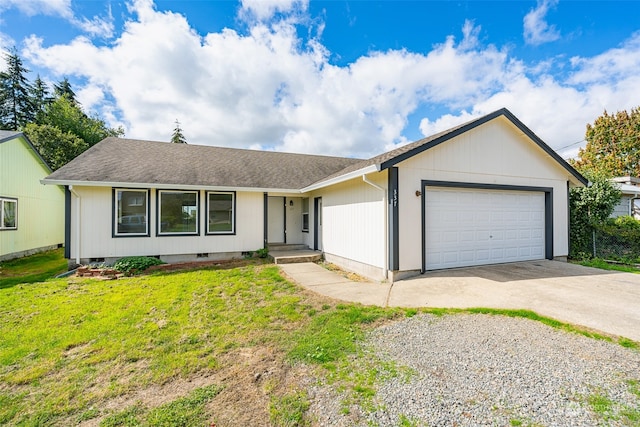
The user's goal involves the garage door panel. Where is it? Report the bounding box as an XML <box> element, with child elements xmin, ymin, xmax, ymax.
<box><xmin>425</xmin><ymin>187</ymin><xmax>546</xmax><ymax>270</ymax></box>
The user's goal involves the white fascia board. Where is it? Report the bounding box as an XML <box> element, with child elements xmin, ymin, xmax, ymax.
<box><xmin>300</xmin><ymin>164</ymin><xmax>379</xmax><ymax>192</ymax></box>
<box><xmin>40</xmin><ymin>179</ymin><xmax>301</xmax><ymax>194</ymax></box>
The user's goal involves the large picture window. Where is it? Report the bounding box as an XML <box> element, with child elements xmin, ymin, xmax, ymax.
<box><xmin>207</xmin><ymin>192</ymin><xmax>235</xmax><ymax>234</ymax></box>
<box><xmin>0</xmin><ymin>197</ymin><xmax>17</xmax><ymax>230</ymax></box>
<box><xmin>158</xmin><ymin>190</ymin><xmax>199</xmax><ymax>235</ymax></box>
<box><xmin>114</xmin><ymin>189</ymin><xmax>149</xmax><ymax>236</ymax></box>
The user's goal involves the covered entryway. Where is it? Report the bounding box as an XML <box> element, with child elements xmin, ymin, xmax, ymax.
<box><xmin>423</xmin><ymin>183</ymin><xmax>551</xmax><ymax>270</ymax></box>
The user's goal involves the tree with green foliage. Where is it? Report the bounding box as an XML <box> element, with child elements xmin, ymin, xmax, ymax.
<box><xmin>571</xmin><ymin>107</ymin><xmax>640</xmax><ymax>178</ymax></box>
<box><xmin>36</xmin><ymin>95</ymin><xmax>124</xmax><ymax>146</ymax></box>
<box><xmin>23</xmin><ymin>123</ymin><xmax>88</xmax><ymax>171</ymax></box>
<box><xmin>0</xmin><ymin>48</ymin><xmax>35</xmax><ymax>130</ymax></box>
<box><xmin>171</xmin><ymin>119</ymin><xmax>187</xmax><ymax>144</ymax></box>
<box><xmin>53</xmin><ymin>77</ymin><xmax>78</xmax><ymax>105</ymax></box>
<box><xmin>569</xmin><ymin>171</ymin><xmax>621</xmax><ymax>258</ymax></box>
<box><xmin>30</xmin><ymin>75</ymin><xmax>51</xmax><ymax>122</ymax></box>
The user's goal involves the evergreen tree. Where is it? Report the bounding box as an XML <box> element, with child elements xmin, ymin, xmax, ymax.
<box><xmin>0</xmin><ymin>48</ymin><xmax>35</xmax><ymax>130</ymax></box>
<box><xmin>571</xmin><ymin>107</ymin><xmax>640</xmax><ymax>177</ymax></box>
<box><xmin>171</xmin><ymin>119</ymin><xmax>187</xmax><ymax>144</ymax></box>
<box><xmin>30</xmin><ymin>75</ymin><xmax>51</xmax><ymax>123</ymax></box>
<box><xmin>54</xmin><ymin>77</ymin><xmax>78</xmax><ymax>105</ymax></box>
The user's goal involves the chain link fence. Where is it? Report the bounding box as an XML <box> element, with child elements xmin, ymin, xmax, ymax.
<box><xmin>589</xmin><ymin>225</ymin><xmax>640</xmax><ymax>264</ymax></box>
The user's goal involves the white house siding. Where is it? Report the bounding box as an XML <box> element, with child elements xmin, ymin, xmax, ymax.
<box><xmin>611</xmin><ymin>195</ymin><xmax>633</xmax><ymax>218</ymax></box>
<box><xmin>396</xmin><ymin>117</ymin><xmax>575</xmax><ymax>272</ymax></box>
<box><xmin>69</xmin><ymin>186</ymin><xmax>264</xmax><ymax>262</ymax></box>
<box><xmin>0</xmin><ymin>136</ymin><xmax>64</xmax><ymax>260</ymax></box>
<box><xmin>314</xmin><ymin>173</ymin><xmax>387</xmax><ymax>280</ymax></box>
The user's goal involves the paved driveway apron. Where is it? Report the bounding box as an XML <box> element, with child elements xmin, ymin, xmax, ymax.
<box><xmin>279</xmin><ymin>260</ymin><xmax>640</xmax><ymax>342</ymax></box>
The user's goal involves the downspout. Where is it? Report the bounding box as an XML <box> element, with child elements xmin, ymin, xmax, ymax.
<box><xmin>68</xmin><ymin>186</ymin><xmax>81</xmax><ymax>266</ymax></box>
<box><xmin>362</xmin><ymin>174</ymin><xmax>388</xmax><ymax>279</ymax></box>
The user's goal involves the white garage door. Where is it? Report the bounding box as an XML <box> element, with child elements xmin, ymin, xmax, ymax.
<box><xmin>425</xmin><ymin>187</ymin><xmax>545</xmax><ymax>270</ymax></box>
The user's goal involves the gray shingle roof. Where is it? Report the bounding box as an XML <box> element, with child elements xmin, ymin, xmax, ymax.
<box><xmin>0</xmin><ymin>130</ymin><xmax>22</xmax><ymax>144</ymax></box>
<box><xmin>44</xmin><ymin>108</ymin><xmax>587</xmax><ymax>190</ymax></box>
<box><xmin>45</xmin><ymin>137</ymin><xmax>362</xmax><ymax>190</ymax></box>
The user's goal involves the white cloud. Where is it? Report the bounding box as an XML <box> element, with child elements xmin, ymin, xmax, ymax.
<box><xmin>0</xmin><ymin>0</ymin><xmax>72</xmax><ymax>18</ymax></box>
<box><xmin>19</xmin><ymin>0</ymin><xmax>640</xmax><ymax>158</ymax></box>
<box><xmin>523</xmin><ymin>0</ymin><xmax>561</xmax><ymax>46</ymax></box>
<box><xmin>240</xmin><ymin>0</ymin><xmax>308</xmax><ymax>21</ymax></box>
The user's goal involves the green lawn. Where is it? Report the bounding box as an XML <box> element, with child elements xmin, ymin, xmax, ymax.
<box><xmin>0</xmin><ymin>248</ymin><xmax>68</xmax><ymax>289</ymax></box>
<box><xmin>1</xmin><ymin>252</ymin><xmax>638</xmax><ymax>426</ymax></box>
<box><xmin>0</xmin><ymin>259</ymin><xmax>402</xmax><ymax>426</ymax></box>
<box><xmin>576</xmin><ymin>258</ymin><xmax>640</xmax><ymax>273</ymax></box>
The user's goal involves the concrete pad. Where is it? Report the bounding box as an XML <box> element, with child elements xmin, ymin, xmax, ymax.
<box><xmin>279</xmin><ymin>263</ymin><xmax>391</xmax><ymax>306</ymax></box>
<box><xmin>389</xmin><ymin>260</ymin><xmax>640</xmax><ymax>341</ymax></box>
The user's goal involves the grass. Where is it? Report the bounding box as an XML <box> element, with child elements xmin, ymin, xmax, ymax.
<box><xmin>0</xmin><ymin>247</ymin><xmax>68</xmax><ymax>288</ymax></box>
<box><xmin>1</xmin><ymin>250</ymin><xmax>639</xmax><ymax>425</ymax></box>
<box><xmin>576</xmin><ymin>258</ymin><xmax>640</xmax><ymax>273</ymax></box>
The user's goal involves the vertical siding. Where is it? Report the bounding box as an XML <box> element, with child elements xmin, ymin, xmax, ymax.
<box><xmin>611</xmin><ymin>196</ymin><xmax>632</xmax><ymax>218</ymax></box>
<box><xmin>0</xmin><ymin>137</ymin><xmax>64</xmax><ymax>258</ymax></box>
<box><xmin>397</xmin><ymin>118</ymin><xmax>573</xmax><ymax>271</ymax></box>
<box><xmin>317</xmin><ymin>173</ymin><xmax>386</xmax><ymax>269</ymax></box>
<box><xmin>70</xmin><ymin>187</ymin><xmax>264</xmax><ymax>259</ymax></box>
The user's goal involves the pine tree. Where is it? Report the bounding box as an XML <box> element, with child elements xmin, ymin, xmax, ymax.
<box><xmin>171</xmin><ymin>119</ymin><xmax>187</xmax><ymax>144</ymax></box>
<box><xmin>0</xmin><ymin>48</ymin><xmax>35</xmax><ymax>130</ymax></box>
<box><xmin>54</xmin><ymin>77</ymin><xmax>78</xmax><ymax>105</ymax></box>
<box><xmin>31</xmin><ymin>75</ymin><xmax>51</xmax><ymax>123</ymax></box>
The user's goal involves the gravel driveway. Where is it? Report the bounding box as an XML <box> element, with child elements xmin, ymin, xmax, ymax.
<box><xmin>307</xmin><ymin>314</ymin><xmax>640</xmax><ymax>426</ymax></box>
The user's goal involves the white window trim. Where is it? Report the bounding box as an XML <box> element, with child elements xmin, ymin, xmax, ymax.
<box><xmin>114</xmin><ymin>189</ymin><xmax>149</xmax><ymax>237</ymax></box>
<box><xmin>206</xmin><ymin>191</ymin><xmax>235</xmax><ymax>235</ymax></box>
<box><xmin>157</xmin><ymin>190</ymin><xmax>200</xmax><ymax>236</ymax></box>
<box><xmin>0</xmin><ymin>197</ymin><xmax>17</xmax><ymax>230</ymax></box>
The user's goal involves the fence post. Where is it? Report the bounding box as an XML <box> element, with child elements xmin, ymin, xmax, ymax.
<box><xmin>592</xmin><ymin>229</ymin><xmax>597</xmax><ymax>258</ymax></box>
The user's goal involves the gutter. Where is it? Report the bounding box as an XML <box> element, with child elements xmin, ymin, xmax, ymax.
<box><xmin>362</xmin><ymin>174</ymin><xmax>388</xmax><ymax>279</ymax></box>
<box><xmin>68</xmin><ymin>186</ymin><xmax>81</xmax><ymax>266</ymax></box>
<box><xmin>301</xmin><ymin>164</ymin><xmax>379</xmax><ymax>193</ymax></box>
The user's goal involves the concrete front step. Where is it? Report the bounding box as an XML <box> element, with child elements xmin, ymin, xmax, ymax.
<box><xmin>269</xmin><ymin>250</ymin><xmax>322</xmax><ymax>265</ymax></box>
<box><xmin>268</xmin><ymin>243</ymin><xmax>309</xmax><ymax>251</ymax></box>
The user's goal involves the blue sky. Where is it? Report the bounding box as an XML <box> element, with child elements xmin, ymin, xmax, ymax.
<box><xmin>0</xmin><ymin>0</ymin><xmax>639</xmax><ymax>159</ymax></box>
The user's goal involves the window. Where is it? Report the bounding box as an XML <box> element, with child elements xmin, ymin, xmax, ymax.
<box><xmin>158</xmin><ymin>190</ymin><xmax>199</xmax><ymax>235</ymax></box>
<box><xmin>207</xmin><ymin>192</ymin><xmax>235</xmax><ymax>234</ymax></box>
<box><xmin>302</xmin><ymin>197</ymin><xmax>309</xmax><ymax>232</ymax></box>
<box><xmin>0</xmin><ymin>197</ymin><xmax>17</xmax><ymax>230</ymax></box>
<box><xmin>114</xmin><ymin>189</ymin><xmax>149</xmax><ymax>236</ymax></box>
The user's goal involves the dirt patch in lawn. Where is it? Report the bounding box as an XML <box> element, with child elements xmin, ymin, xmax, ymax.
<box><xmin>74</xmin><ymin>344</ymin><xmax>310</xmax><ymax>427</ymax></box>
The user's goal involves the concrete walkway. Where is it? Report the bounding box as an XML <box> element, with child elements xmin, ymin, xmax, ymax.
<box><xmin>278</xmin><ymin>260</ymin><xmax>640</xmax><ymax>342</ymax></box>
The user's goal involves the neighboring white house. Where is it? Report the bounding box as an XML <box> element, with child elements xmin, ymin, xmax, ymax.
<box><xmin>610</xmin><ymin>177</ymin><xmax>640</xmax><ymax>219</ymax></box>
<box><xmin>0</xmin><ymin>131</ymin><xmax>65</xmax><ymax>261</ymax></box>
<box><xmin>43</xmin><ymin>108</ymin><xmax>587</xmax><ymax>281</ymax></box>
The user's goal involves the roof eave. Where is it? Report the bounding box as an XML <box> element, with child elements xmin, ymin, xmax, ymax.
<box><xmin>41</xmin><ymin>179</ymin><xmax>302</xmax><ymax>194</ymax></box>
<box><xmin>299</xmin><ymin>164</ymin><xmax>379</xmax><ymax>192</ymax></box>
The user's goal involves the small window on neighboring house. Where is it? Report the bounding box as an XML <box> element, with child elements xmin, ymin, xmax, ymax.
<box><xmin>207</xmin><ymin>192</ymin><xmax>235</xmax><ymax>234</ymax></box>
<box><xmin>114</xmin><ymin>189</ymin><xmax>149</xmax><ymax>236</ymax></box>
<box><xmin>158</xmin><ymin>190</ymin><xmax>199</xmax><ymax>235</ymax></box>
<box><xmin>302</xmin><ymin>197</ymin><xmax>309</xmax><ymax>232</ymax></box>
<box><xmin>0</xmin><ymin>197</ymin><xmax>17</xmax><ymax>230</ymax></box>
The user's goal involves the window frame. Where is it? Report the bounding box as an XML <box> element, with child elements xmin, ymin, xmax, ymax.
<box><xmin>113</xmin><ymin>189</ymin><xmax>150</xmax><ymax>237</ymax></box>
<box><xmin>156</xmin><ymin>189</ymin><xmax>201</xmax><ymax>236</ymax></box>
<box><xmin>301</xmin><ymin>197</ymin><xmax>309</xmax><ymax>232</ymax></box>
<box><xmin>0</xmin><ymin>197</ymin><xmax>18</xmax><ymax>230</ymax></box>
<box><xmin>206</xmin><ymin>191</ymin><xmax>236</xmax><ymax>235</ymax></box>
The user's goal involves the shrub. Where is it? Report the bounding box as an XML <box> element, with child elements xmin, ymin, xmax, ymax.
<box><xmin>113</xmin><ymin>256</ymin><xmax>164</xmax><ymax>275</ymax></box>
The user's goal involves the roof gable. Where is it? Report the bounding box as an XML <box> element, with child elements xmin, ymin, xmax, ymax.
<box><xmin>305</xmin><ymin>108</ymin><xmax>587</xmax><ymax>189</ymax></box>
<box><xmin>0</xmin><ymin>130</ymin><xmax>52</xmax><ymax>173</ymax></box>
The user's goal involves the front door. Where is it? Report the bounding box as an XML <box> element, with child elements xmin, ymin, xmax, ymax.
<box><xmin>267</xmin><ymin>197</ymin><xmax>285</xmax><ymax>243</ymax></box>
<box><xmin>314</xmin><ymin>197</ymin><xmax>322</xmax><ymax>250</ymax></box>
